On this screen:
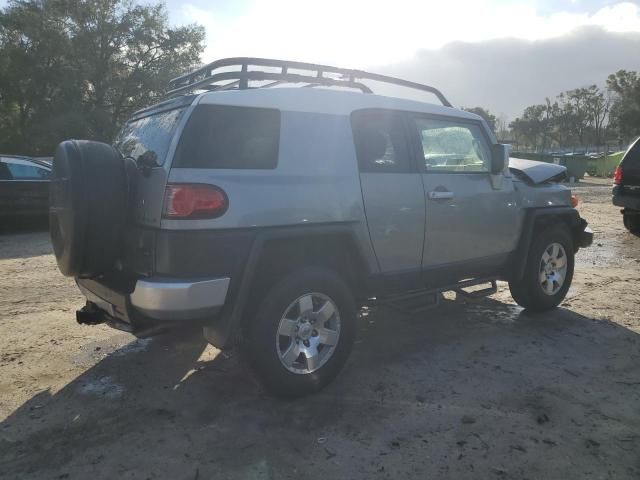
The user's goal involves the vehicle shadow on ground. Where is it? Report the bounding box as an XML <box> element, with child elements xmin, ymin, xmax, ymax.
<box><xmin>1</xmin><ymin>297</ymin><xmax>639</xmax><ymax>479</ymax></box>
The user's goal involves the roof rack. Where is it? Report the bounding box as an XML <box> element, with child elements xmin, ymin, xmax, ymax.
<box><xmin>166</xmin><ymin>57</ymin><xmax>452</xmax><ymax>107</ymax></box>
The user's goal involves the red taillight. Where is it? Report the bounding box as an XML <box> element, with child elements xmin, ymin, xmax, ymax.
<box><xmin>570</xmin><ymin>194</ymin><xmax>579</xmax><ymax>208</ymax></box>
<box><xmin>613</xmin><ymin>165</ymin><xmax>622</xmax><ymax>185</ymax></box>
<box><xmin>163</xmin><ymin>184</ymin><xmax>228</xmax><ymax>219</ymax></box>
<box><xmin>613</xmin><ymin>165</ymin><xmax>623</xmax><ymax>185</ymax></box>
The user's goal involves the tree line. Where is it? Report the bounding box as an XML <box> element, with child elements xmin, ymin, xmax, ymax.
<box><xmin>467</xmin><ymin>71</ymin><xmax>640</xmax><ymax>152</ymax></box>
<box><xmin>0</xmin><ymin>0</ymin><xmax>204</xmax><ymax>155</ymax></box>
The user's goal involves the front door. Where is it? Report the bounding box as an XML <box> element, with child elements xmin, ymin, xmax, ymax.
<box><xmin>352</xmin><ymin>109</ymin><xmax>425</xmax><ymax>286</ymax></box>
<box><xmin>409</xmin><ymin>115</ymin><xmax>521</xmax><ymax>287</ymax></box>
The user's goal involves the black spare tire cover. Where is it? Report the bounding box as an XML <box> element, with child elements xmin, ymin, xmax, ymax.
<box><xmin>49</xmin><ymin>140</ymin><xmax>127</xmax><ymax>277</ymax></box>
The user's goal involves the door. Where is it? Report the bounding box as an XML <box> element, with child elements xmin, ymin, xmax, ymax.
<box><xmin>409</xmin><ymin>116</ymin><xmax>521</xmax><ymax>286</ymax></box>
<box><xmin>0</xmin><ymin>157</ymin><xmax>50</xmax><ymax>217</ymax></box>
<box><xmin>352</xmin><ymin>110</ymin><xmax>425</xmax><ymax>282</ymax></box>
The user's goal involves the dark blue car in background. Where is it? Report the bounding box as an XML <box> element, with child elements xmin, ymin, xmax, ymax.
<box><xmin>0</xmin><ymin>155</ymin><xmax>51</xmax><ymax>222</ymax></box>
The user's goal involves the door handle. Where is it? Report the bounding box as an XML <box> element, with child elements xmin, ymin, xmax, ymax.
<box><xmin>428</xmin><ymin>191</ymin><xmax>454</xmax><ymax>200</ymax></box>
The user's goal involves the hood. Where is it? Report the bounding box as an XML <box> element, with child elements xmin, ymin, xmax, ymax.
<box><xmin>509</xmin><ymin>157</ymin><xmax>567</xmax><ymax>184</ymax></box>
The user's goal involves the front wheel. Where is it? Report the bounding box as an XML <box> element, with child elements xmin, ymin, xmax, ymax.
<box><xmin>509</xmin><ymin>225</ymin><xmax>575</xmax><ymax>312</ymax></box>
<box><xmin>245</xmin><ymin>268</ymin><xmax>356</xmax><ymax>397</ymax></box>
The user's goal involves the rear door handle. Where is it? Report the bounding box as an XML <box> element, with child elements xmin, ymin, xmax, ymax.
<box><xmin>428</xmin><ymin>191</ymin><xmax>454</xmax><ymax>200</ymax></box>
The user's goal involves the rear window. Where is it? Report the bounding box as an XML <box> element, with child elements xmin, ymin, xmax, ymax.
<box><xmin>114</xmin><ymin>107</ymin><xmax>186</xmax><ymax>166</ymax></box>
<box><xmin>173</xmin><ymin>105</ymin><xmax>280</xmax><ymax>169</ymax></box>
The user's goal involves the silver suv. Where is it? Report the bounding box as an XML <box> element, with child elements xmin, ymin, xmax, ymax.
<box><xmin>49</xmin><ymin>58</ymin><xmax>593</xmax><ymax>396</ymax></box>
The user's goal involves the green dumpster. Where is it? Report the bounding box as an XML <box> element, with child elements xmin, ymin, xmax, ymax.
<box><xmin>561</xmin><ymin>154</ymin><xmax>587</xmax><ymax>181</ymax></box>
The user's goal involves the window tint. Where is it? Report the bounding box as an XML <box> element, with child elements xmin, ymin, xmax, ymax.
<box><xmin>351</xmin><ymin>110</ymin><xmax>411</xmax><ymax>173</ymax></box>
<box><xmin>4</xmin><ymin>159</ymin><xmax>50</xmax><ymax>179</ymax></box>
<box><xmin>114</xmin><ymin>107</ymin><xmax>185</xmax><ymax>166</ymax></box>
<box><xmin>173</xmin><ymin>105</ymin><xmax>280</xmax><ymax>169</ymax></box>
<box><xmin>414</xmin><ymin>118</ymin><xmax>490</xmax><ymax>173</ymax></box>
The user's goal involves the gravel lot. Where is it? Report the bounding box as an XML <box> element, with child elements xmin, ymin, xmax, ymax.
<box><xmin>1</xmin><ymin>177</ymin><xmax>639</xmax><ymax>479</ymax></box>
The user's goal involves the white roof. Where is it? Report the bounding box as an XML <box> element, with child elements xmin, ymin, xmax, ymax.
<box><xmin>197</xmin><ymin>87</ymin><xmax>481</xmax><ymax>121</ymax></box>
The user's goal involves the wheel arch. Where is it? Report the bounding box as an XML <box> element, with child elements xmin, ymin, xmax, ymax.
<box><xmin>203</xmin><ymin>223</ymin><xmax>371</xmax><ymax>348</ymax></box>
<box><xmin>509</xmin><ymin>207</ymin><xmax>586</xmax><ymax>282</ymax></box>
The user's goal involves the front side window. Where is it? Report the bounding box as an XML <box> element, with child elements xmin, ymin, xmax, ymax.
<box><xmin>114</xmin><ymin>107</ymin><xmax>186</xmax><ymax>166</ymax></box>
<box><xmin>351</xmin><ymin>110</ymin><xmax>411</xmax><ymax>173</ymax></box>
<box><xmin>173</xmin><ymin>105</ymin><xmax>280</xmax><ymax>169</ymax></box>
<box><xmin>414</xmin><ymin>118</ymin><xmax>490</xmax><ymax>173</ymax></box>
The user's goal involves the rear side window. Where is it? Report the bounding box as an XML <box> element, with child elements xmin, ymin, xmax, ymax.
<box><xmin>173</xmin><ymin>105</ymin><xmax>280</xmax><ymax>169</ymax></box>
<box><xmin>115</xmin><ymin>107</ymin><xmax>186</xmax><ymax>166</ymax></box>
<box><xmin>351</xmin><ymin>109</ymin><xmax>411</xmax><ymax>173</ymax></box>
<box><xmin>622</xmin><ymin>137</ymin><xmax>640</xmax><ymax>166</ymax></box>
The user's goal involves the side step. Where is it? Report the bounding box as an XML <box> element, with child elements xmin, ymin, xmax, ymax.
<box><xmin>374</xmin><ymin>290</ymin><xmax>441</xmax><ymax>315</ymax></box>
<box><xmin>455</xmin><ymin>280</ymin><xmax>497</xmax><ymax>299</ymax></box>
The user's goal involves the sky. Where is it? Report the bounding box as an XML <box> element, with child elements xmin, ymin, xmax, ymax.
<box><xmin>162</xmin><ymin>0</ymin><xmax>640</xmax><ymax>118</ymax></box>
<box><xmin>1</xmin><ymin>0</ymin><xmax>636</xmax><ymax>118</ymax></box>
<box><xmin>166</xmin><ymin>0</ymin><xmax>640</xmax><ymax>66</ymax></box>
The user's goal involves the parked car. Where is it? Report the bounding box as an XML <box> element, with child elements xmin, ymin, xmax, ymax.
<box><xmin>48</xmin><ymin>58</ymin><xmax>593</xmax><ymax>396</ymax></box>
<box><xmin>0</xmin><ymin>155</ymin><xmax>51</xmax><ymax>221</ymax></box>
<box><xmin>613</xmin><ymin>137</ymin><xmax>640</xmax><ymax>235</ymax></box>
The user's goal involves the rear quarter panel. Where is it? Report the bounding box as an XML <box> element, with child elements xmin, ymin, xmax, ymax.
<box><xmin>165</xmin><ymin>110</ymin><xmax>378</xmax><ymax>271</ymax></box>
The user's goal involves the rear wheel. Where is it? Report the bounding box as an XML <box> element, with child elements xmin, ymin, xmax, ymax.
<box><xmin>245</xmin><ymin>268</ymin><xmax>356</xmax><ymax>397</ymax></box>
<box><xmin>623</xmin><ymin>211</ymin><xmax>640</xmax><ymax>236</ymax></box>
<box><xmin>509</xmin><ymin>225</ymin><xmax>574</xmax><ymax>312</ymax></box>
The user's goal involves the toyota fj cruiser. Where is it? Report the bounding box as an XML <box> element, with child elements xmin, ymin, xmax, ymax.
<box><xmin>49</xmin><ymin>58</ymin><xmax>593</xmax><ymax>396</ymax></box>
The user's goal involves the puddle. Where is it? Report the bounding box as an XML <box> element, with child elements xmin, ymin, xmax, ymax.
<box><xmin>77</xmin><ymin>376</ymin><xmax>124</xmax><ymax>399</ymax></box>
<box><xmin>465</xmin><ymin>304</ymin><xmax>524</xmax><ymax>324</ymax></box>
<box><xmin>576</xmin><ymin>233</ymin><xmax>640</xmax><ymax>268</ymax></box>
<box><xmin>110</xmin><ymin>338</ymin><xmax>152</xmax><ymax>357</ymax></box>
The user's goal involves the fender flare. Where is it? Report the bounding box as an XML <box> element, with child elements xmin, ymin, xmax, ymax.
<box><xmin>510</xmin><ymin>206</ymin><xmax>589</xmax><ymax>282</ymax></box>
<box><xmin>203</xmin><ymin>222</ymin><xmax>371</xmax><ymax>348</ymax></box>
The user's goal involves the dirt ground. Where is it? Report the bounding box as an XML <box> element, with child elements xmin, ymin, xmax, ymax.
<box><xmin>1</xmin><ymin>177</ymin><xmax>639</xmax><ymax>479</ymax></box>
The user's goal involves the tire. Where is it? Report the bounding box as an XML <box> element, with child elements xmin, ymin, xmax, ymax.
<box><xmin>49</xmin><ymin>140</ymin><xmax>127</xmax><ymax>277</ymax></box>
<box><xmin>623</xmin><ymin>211</ymin><xmax>640</xmax><ymax>236</ymax></box>
<box><xmin>245</xmin><ymin>268</ymin><xmax>356</xmax><ymax>397</ymax></box>
<box><xmin>509</xmin><ymin>225</ymin><xmax>575</xmax><ymax>312</ymax></box>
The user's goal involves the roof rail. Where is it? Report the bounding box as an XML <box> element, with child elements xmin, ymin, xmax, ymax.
<box><xmin>166</xmin><ymin>57</ymin><xmax>452</xmax><ymax>107</ymax></box>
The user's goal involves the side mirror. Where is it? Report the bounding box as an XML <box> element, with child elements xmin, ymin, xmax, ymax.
<box><xmin>491</xmin><ymin>144</ymin><xmax>509</xmax><ymax>174</ymax></box>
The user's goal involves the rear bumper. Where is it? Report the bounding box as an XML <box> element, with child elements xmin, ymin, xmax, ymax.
<box><xmin>76</xmin><ymin>276</ymin><xmax>230</xmax><ymax>332</ymax></box>
<box><xmin>130</xmin><ymin>277</ymin><xmax>230</xmax><ymax>320</ymax></box>
<box><xmin>613</xmin><ymin>193</ymin><xmax>640</xmax><ymax>211</ymax></box>
<box><xmin>577</xmin><ymin>226</ymin><xmax>593</xmax><ymax>248</ymax></box>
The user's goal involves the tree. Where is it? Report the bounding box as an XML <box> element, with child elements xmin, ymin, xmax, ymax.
<box><xmin>607</xmin><ymin>70</ymin><xmax>640</xmax><ymax>143</ymax></box>
<box><xmin>463</xmin><ymin>106</ymin><xmax>497</xmax><ymax>132</ymax></box>
<box><xmin>509</xmin><ymin>84</ymin><xmax>610</xmax><ymax>150</ymax></box>
<box><xmin>0</xmin><ymin>0</ymin><xmax>204</xmax><ymax>155</ymax></box>
<box><xmin>509</xmin><ymin>104</ymin><xmax>551</xmax><ymax>151</ymax></box>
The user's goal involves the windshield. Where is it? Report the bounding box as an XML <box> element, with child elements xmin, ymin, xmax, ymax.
<box><xmin>114</xmin><ymin>107</ymin><xmax>186</xmax><ymax>166</ymax></box>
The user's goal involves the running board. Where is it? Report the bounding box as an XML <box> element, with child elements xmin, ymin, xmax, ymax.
<box><xmin>374</xmin><ymin>290</ymin><xmax>441</xmax><ymax>315</ymax></box>
<box><xmin>369</xmin><ymin>277</ymin><xmax>499</xmax><ymax>314</ymax></box>
<box><xmin>455</xmin><ymin>280</ymin><xmax>497</xmax><ymax>299</ymax></box>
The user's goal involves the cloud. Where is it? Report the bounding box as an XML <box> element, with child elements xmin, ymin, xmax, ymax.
<box><xmin>179</xmin><ymin>1</ymin><xmax>640</xmax><ymax>119</ymax></box>
<box><xmin>383</xmin><ymin>27</ymin><xmax>640</xmax><ymax>119</ymax></box>
<box><xmin>182</xmin><ymin>1</ymin><xmax>640</xmax><ymax>67</ymax></box>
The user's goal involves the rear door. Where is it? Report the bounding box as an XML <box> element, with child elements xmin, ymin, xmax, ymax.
<box><xmin>352</xmin><ymin>109</ymin><xmax>425</xmax><ymax>283</ymax></box>
<box><xmin>408</xmin><ymin>115</ymin><xmax>521</xmax><ymax>287</ymax></box>
<box><xmin>114</xmin><ymin>97</ymin><xmax>194</xmax><ymax>227</ymax></box>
